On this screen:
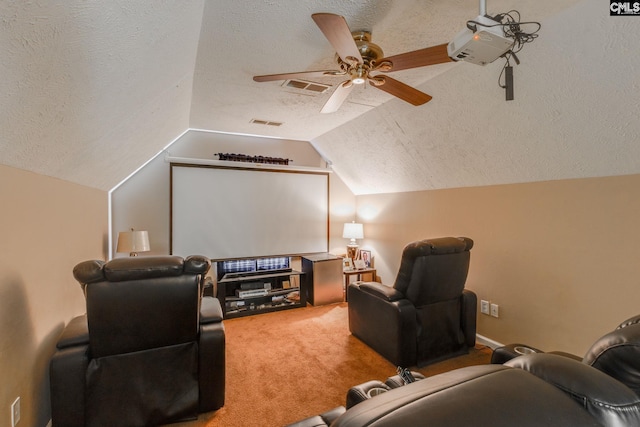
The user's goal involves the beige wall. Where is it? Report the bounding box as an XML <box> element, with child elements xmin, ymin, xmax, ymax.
<box><xmin>357</xmin><ymin>174</ymin><xmax>640</xmax><ymax>356</ymax></box>
<box><xmin>0</xmin><ymin>165</ymin><xmax>107</xmax><ymax>427</ymax></box>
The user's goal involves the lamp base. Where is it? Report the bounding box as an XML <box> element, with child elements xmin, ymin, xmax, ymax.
<box><xmin>346</xmin><ymin>244</ymin><xmax>358</xmax><ymax>261</ymax></box>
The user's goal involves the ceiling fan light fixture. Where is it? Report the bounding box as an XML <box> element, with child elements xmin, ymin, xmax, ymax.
<box><xmin>350</xmin><ymin>67</ymin><xmax>368</xmax><ymax>84</ymax></box>
<box><xmin>253</xmin><ymin>13</ymin><xmax>448</xmax><ymax>113</ymax></box>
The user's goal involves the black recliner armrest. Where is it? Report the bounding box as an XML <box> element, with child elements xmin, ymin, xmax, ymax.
<box><xmin>51</xmin><ymin>315</ymin><xmax>90</xmax><ymax>427</ymax></box>
<box><xmin>356</xmin><ymin>281</ymin><xmax>404</xmax><ymax>302</ymax></box>
<box><xmin>348</xmin><ymin>282</ymin><xmax>417</xmax><ymax>367</ymax></box>
<box><xmin>506</xmin><ymin>353</ymin><xmax>640</xmax><ymax>425</ymax></box>
<box><xmin>56</xmin><ymin>315</ymin><xmax>89</xmax><ymax>349</ymax></box>
<box><xmin>200</xmin><ymin>296</ymin><xmax>224</xmax><ymax>324</ymax></box>
<box><xmin>198</xmin><ymin>296</ymin><xmax>226</xmax><ymax>412</ymax></box>
<box><xmin>461</xmin><ymin>289</ymin><xmax>477</xmax><ymax>348</ymax></box>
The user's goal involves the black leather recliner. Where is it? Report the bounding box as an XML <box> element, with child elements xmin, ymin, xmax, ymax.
<box><xmin>287</xmin><ymin>315</ymin><xmax>640</xmax><ymax>427</ymax></box>
<box><xmin>492</xmin><ymin>314</ymin><xmax>640</xmax><ymax>397</ymax></box>
<box><xmin>49</xmin><ymin>255</ymin><xmax>225</xmax><ymax>427</ymax></box>
<box><xmin>348</xmin><ymin>237</ymin><xmax>476</xmax><ymax>367</ymax></box>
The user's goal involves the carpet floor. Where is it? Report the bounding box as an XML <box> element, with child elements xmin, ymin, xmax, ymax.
<box><xmin>168</xmin><ymin>303</ymin><xmax>491</xmax><ymax>427</ymax></box>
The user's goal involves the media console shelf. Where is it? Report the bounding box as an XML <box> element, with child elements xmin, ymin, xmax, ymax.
<box><xmin>215</xmin><ymin>257</ymin><xmax>308</xmax><ymax>319</ymax></box>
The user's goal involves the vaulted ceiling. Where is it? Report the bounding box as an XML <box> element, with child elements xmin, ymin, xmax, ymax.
<box><xmin>2</xmin><ymin>0</ymin><xmax>639</xmax><ymax>194</ymax></box>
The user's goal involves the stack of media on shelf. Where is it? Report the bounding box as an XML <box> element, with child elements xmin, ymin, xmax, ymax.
<box><xmin>216</xmin><ymin>256</ymin><xmax>305</xmax><ymax>318</ymax></box>
<box><xmin>235</xmin><ymin>281</ymin><xmax>270</xmax><ymax>298</ymax></box>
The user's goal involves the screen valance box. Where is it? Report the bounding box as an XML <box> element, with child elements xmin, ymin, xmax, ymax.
<box><xmin>216</xmin><ymin>153</ymin><xmax>291</xmax><ymax>165</ymax></box>
<box><xmin>170</xmin><ymin>162</ymin><xmax>330</xmax><ymax>260</ymax></box>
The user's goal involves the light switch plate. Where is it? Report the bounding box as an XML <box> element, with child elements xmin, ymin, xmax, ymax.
<box><xmin>480</xmin><ymin>300</ymin><xmax>490</xmax><ymax>315</ymax></box>
<box><xmin>490</xmin><ymin>303</ymin><xmax>499</xmax><ymax>318</ymax></box>
<box><xmin>11</xmin><ymin>396</ymin><xmax>20</xmax><ymax>427</ymax></box>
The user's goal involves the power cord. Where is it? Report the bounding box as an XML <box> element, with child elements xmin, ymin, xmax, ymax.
<box><xmin>466</xmin><ymin>11</ymin><xmax>541</xmax><ymax>54</ymax></box>
<box><xmin>466</xmin><ymin>10</ymin><xmax>541</xmax><ymax>100</ymax></box>
<box><xmin>492</xmin><ymin>11</ymin><xmax>541</xmax><ymax>53</ymax></box>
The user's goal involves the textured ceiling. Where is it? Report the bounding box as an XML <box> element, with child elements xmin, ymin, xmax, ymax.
<box><xmin>0</xmin><ymin>0</ymin><xmax>203</xmax><ymax>190</ymax></box>
<box><xmin>2</xmin><ymin>0</ymin><xmax>639</xmax><ymax>194</ymax></box>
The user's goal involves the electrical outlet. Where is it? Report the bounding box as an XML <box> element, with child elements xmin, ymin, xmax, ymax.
<box><xmin>490</xmin><ymin>303</ymin><xmax>499</xmax><ymax>318</ymax></box>
<box><xmin>480</xmin><ymin>300</ymin><xmax>490</xmax><ymax>315</ymax></box>
<box><xmin>11</xmin><ymin>396</ymin><xmax>20</xmax><ymax>427</ymax></box>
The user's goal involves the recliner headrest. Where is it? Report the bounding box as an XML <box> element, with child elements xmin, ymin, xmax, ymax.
<box><xmin>582</xmin><ymin>319</ymin><xmax>640</xmax><ymax>397</ymax></box>
<box><xmin>73</xmin><ymin>255</ymin><xmax>211</xmax><ymax>284</ymax></box>
<box><xmin>73</xmin><ymin>259</ymin><xmax>106</xmax><ymax>285</ymax></box>
<box><xmin>104</xmin><ymin>256</ymin><xmax>184</xmax><ymax>282</ymax></box>
<box><xmin>393</xmin><ymin>237</ymin><xmax>473</xmax><ymax>300</ymax></box>
<box><xmin>183</xmin><ymin>255</ymin><xmax>211</xmax><ymax>275</ymax></box>
<box><xmin>402</xmin><ymin>237</ymin><xmax>473</xmax><ymax>258</ymax></box>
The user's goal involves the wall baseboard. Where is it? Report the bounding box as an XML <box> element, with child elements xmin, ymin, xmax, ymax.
<box><xmin>476</xmin><ymin>334</ymin><xmax>503</xmax><ymax>350</ymax></box>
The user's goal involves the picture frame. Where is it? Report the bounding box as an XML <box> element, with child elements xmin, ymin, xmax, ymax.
<box><xmin>343</xmin><ymin>257</ymin><xmax>354</xmax><ymax>270</ymax></box>
<box><xmin>360</xmin><ymin>250</ymin><xmax>372</xmax><ymax>268</ymax></box>
<box><xmin>354</xmin><ymin>259</ymin><xmax>366</xmax><ymax>269</ymax></box>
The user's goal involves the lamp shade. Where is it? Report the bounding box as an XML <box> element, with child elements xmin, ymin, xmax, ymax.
<box><xmin>342</xmin><ymin>222</ymin><xmax>364</xmax><ymax>240</ymax></box>
<box><xmin>116</xmin><ymin>230</ymin><xmax>150</xmax><ymax>256</ymax></box>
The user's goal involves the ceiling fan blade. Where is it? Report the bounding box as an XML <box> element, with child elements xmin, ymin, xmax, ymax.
<box><xmin>371</xmin><ymin>76</ymin><xmax>432</xmax><ymax>106</ymax></box>
<box><xmin>253</xmin><ymin>70</ymin><xmax>344</xmax><ymax>82</ymax></box>
<box><xmin>312</xmin><ymin>13</ymin><xmax>363</xmax><ymax>63</ymax></box>
<box><xmin>377</xmin><ymin>43</ymin><xmax>452</xmax><ymax>72</ymax></box>
<box><xmin>321</xmin><ymin>80</ymin><xmax>354</xmax><ymax>114</ymax></box>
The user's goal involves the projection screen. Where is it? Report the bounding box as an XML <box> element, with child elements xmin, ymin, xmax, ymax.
<box><xmin>171</xmin><ymin>163</ymin><xmax>329</xmax><ymax>260</ymax></box>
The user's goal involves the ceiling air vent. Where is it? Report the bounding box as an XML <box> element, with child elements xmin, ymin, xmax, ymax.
<box><xmin>283</xmin><ymin>79</ymin><xmax>331</xmax><ymax>94</ymax></box>
<box><xmin>250</xmin><ymin>119</ymin><xmax>283</xmax><ymax>127</ymax></box>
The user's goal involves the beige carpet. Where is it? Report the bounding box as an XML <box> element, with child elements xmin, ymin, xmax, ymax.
<box><xmin>170</xmin><ymin>303</ymin><xmax>491</xmax><ymax>427</ymax></box>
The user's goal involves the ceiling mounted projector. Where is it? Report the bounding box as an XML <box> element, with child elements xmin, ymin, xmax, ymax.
<box><xmin>447</xmin><ymin>15</ymin><xmax>515</xmax><ymax>66</ymax></box>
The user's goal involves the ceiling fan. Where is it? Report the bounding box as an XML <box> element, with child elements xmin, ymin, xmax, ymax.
<box><xmin>253</xmin><ymin>13</ymin><xmax>453</xmax><ymax>114</ymax></box>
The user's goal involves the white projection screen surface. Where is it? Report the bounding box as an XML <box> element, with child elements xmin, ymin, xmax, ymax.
<box><xmin>171</xmin><ymin>164</ymin><xmax>329</xmax><ymax>260</ymax></box>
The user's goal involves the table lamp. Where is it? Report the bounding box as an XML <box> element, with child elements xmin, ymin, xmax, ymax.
<box><xmin>342</xmin><ymin>221</ymin><xmax>364</xmax><ymax>261</ymax></box>
<box><xmin>116</xmin><ymin>228</ymin><xmax>150</xmax><ymax>256</ymax></box>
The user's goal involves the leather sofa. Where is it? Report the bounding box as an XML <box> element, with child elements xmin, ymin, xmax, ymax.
<box><xmin>49</xmin><ymin>255</ymin><xmax>225</xmax><ymax>427</ymax></box>
<box><xmin>287</xmin><ymin>314</ymin><xmax>640</xmax><ymax>426</ymax></box>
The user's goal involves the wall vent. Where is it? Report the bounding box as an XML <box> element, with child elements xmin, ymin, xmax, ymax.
<box><xmin>283</xmin><ymin>79</ymin><xmax>331</xmax><ymax>94</ymax></box>
<box><xmin>250</xmin><ymin>119</ymin><xmax>283</xmax><ymax>127</ymax></box>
